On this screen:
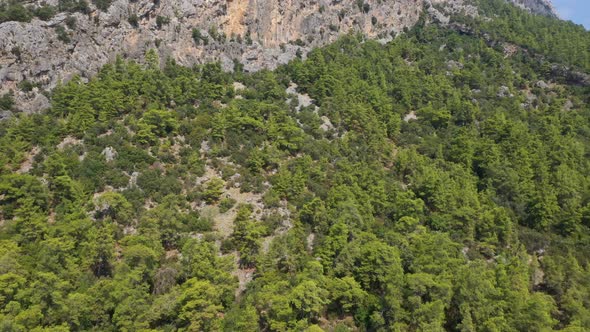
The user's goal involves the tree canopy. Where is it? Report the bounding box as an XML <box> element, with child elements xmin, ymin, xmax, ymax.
<box><xmin>1</xmin><ymin>3</ymin><xmax>590</xmax><ymax>331</ymax></box>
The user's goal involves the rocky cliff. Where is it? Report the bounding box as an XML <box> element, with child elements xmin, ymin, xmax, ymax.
<box><xmin>0</xmin><ymin>0</ymin><xmax>558</xmax><ymax>113</ymax></box>
<box><xmin>510</xmin><ymin>0</ymin><xmax>557</xmax><ymax>18</ymax></box>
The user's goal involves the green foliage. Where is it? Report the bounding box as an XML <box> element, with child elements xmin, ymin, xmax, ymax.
<box><xmin>0</xmin><ymin>2</ymin><xmax>32</xmax><ymax>23</ymax></box>
<box><xmin>192</xmin><ymin>28</ymin><xmax>209</xmax><ymax>45</ymax></box>
<box><xmin>127</xmin><ymin>13</ymin><xmax>138</xmax><ymax>27</ymax></box>
<box><xmin>177</xmin><ymin>279</ymin><xmax>224</xmax><ymax>331</ymax></box>
<box><xmin>219</xmin><ymin>197</ymin><xmax>236</xmax><ymax>213</ymax></box>
<box><xmin>32</xmin><ymin>5</ymin><xmax>57</xmax><ymax>21</ymax></box>
<box><xmin>468</xmin><ymin>0</ymin><xmax>590</xmax><ymax>71</ymax></box>
<box><xmin>156</xmin><ymin>15</ymin><xmax>170</xmax><ymax>29</ymax></box>
<box><xmin>17</xmin><ymin>80</ymin><xmax>37</xmax><ymax>92</ymax></box>
<box><xmin>202</xmin><ymin>177</ymin><xmax>225</xmax><ymax>204</ymax></box>
<box><xmin>64</xmin><ymin>15</ymin><xmax>76</xmax><ymax>29</ymax></box>
<box><xmin>208</xmin><ymin>25</ymin><xmax>224</xmax><ymax>42</ymax></box>
<box><xmin>92</xmin><ymin>0</ymin><xmax>112</xmax><ymax>11</ymax></box>
<box><xmin>0</xmin><ymin>4</ymin><xmax>589</xmax><ymax>330</ymax></box>
<box><xmin>135</xmin><ymin>109</ymin><xmax>179</xmax><ymax>145</ymax></box>
<box><xmin>57</xmin><ymin>0</ymin><xmax>90</xmax><ymax>14</ymax></box>
<box><xmin>0</xmin><ymin>92</ymin><xmax>15</xmax><ymax>110</ymax></box>
<box><xmin>232</xmin><ymin>204</ymin><xmax>265</xmax><ymax>267</ymax></box>
<box><xmin>55</xmin><ymin>25</ymin><xmax>70</xmax><ymax>43</ymax></box>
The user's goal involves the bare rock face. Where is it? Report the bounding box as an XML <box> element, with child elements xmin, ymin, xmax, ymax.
<box><xmin>0</xmin><ymin>0</ymin><xmax>558</xmax><ymax>113</ymax></box>
<box><xmin>509</xmin><ymin>0</ymin><xmax>558</xmax><ymax>17</ymax></box>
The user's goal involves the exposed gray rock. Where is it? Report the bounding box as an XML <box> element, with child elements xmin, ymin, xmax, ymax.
<box><xmin>535</xmin><ymin>80</ymin><xmax>550</xmax><ymax>89</ymax></box>
<box><xmin>286</xmin><ymin>82</ymin><xmax>314</xmax><ymax>111</ymax></box>
<box><xmin>232</xmin><ymin>82</ymin><xmax>246</xmax><ymax>91</ymax></box>
<box><xmin>0</xmin><ymin>0</ymin><xmax>562</xmax><ymax>113</ymax></box>
<box><xmin>550</xmin><ymin>64</ymin><xmax>590</xmax><ymax>87</ymax></box>
<box><xmin>0</xmin><ymin>111</ymin><xmax>12</xmax><ymax>121</ymax></box>
<box><xmin>404</xmin><ymin>111</ymin><xmax>418</xmax><ymax>122</ymax></box>
<box><xmin>17</xmin><ymin>92</ymin><xmax>50</xmax><ymax>114</ymax></box>
<box><xmin>497</xmin><ymin>86</ymin><xmax>514</xmax><ymax>98</ymax></box>
<box><xmin>128</xmin><ymin>171</ymin><xmax>139</xmax><ymax>188</ymax></box>
<box><xmin>101</xmin><ymin>146</ymin><xmax>118</xmax><ymax>162</ymax></box>
<box><xmin>307</xmin><ymin>233</ymin><xmax>316</xmax><ymax>252</ymax></box>
<box><xmin>447</xmin><ymin>60</ymin><xmax>464</xmax><ymax>70</ymax></box>
<box><xmin>319</xmin><ymin>116</ymin><xmax>335</xmax><ymax>131</ymax></box>
<box><xmin>509</xmin><ymin>0</ymin><xmax>558</xmax><ymax>17</ymax></box>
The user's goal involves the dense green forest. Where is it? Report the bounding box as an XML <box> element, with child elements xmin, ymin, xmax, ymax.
<box><xmin>1</xmin><ymin>1</ymin><xmax>590</xmax><ymax>331</ymax></box>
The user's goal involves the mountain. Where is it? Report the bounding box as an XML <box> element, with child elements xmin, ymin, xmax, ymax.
<box><xmin>1</xmin><ymin>0</ymin><xmax>590</xmax><ymax>330</ymax></box>
<box><xmin>0</xmin><ymin>0</ymin><xmax>563</xmax><ymax>113</ymax></box>
<box><xmin>510</xmin><ymin>0</ymin><xmax>557</xmax><ymax>17</ymax></box>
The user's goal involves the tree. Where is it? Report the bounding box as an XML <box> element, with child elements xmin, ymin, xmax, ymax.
<box><xmin>223</xmin><ymin>305</ymin><xmax>259</xmax><ymax>331</ymax></box>
<box><xmin>94</xmin><ymin>192</ymin><xmax>133</xmax><ymax>224</ymax></box>
<box><xmin>232</xmin><ymin>205</ymin><xmax>265</xmax><ymax>267</ymax></box>
<box><xmin>202</xmin><ymin>177</ymin><xmax>225</xmax><ymax>204</ymax></box>
<box><xmin>138</xmin><ymin>109</ymin><xmax>179</xmax><ymax>138</ymax></box>
<box><xmin>328</xmin><ymin>276</ymin><xmax>369</xmax><ymax>315</ymax></box>
<box><xmin>290</xmin><ymin>280</ymin><xmax>329</xmax><ymax>321</ymax></box>
<box><xmin>177</xmin><ymin>279</ymin><xmax>225</xmax><ymax>331</ymax></box>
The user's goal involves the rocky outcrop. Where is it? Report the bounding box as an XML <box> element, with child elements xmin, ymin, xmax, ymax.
<box><xmin>550</xmin><ymin>64</ymin><xmax>590</xmax><ymax>87</ymax></box>
<box><xmin>0</xmin><ymin>0</ymin><xmax>559</xmax><ymax>113</ymax></box>
<box><xmin>509</xmin><ymin>0</ymin><xmax>558</xmax><ymax>18</ymax></box>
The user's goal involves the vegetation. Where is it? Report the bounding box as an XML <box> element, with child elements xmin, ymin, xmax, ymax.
<box><xmin>192</xmin><ymin>28</ymin><xmax>209</xmax><ymax>46</ymax></box>
<box><xmin>91</xmin><ymin>0</ymin><xmax>112</xmax><ymax>12</ymax></box>
<box><xmin>156</xmin><ymin>15</ymin><xmax>170</xmax><ymax>29</ymax></box>
<box><xmin>0</xmin><ymin>1</ymin><xmax>31</xmax><ymax>23</ymax></box>
<box><xmin>463</xmin><ymin>0</ymin><xmax>590</xmax><ymax>71</ymax></box>
<box><xmin>55</xmin><ymin>25</ymin><xmax>71</xmax><ymax>43</ymax></box>
<box><xmin>0</xmin><ymin>92</ymin><xmax>14</xmax><ymax>110</ymax></box>
<box><xmin>127</xmin><ymin>13</ymin><xmax>138</xmax><ymax>28</ymax></box>
<box><xmin>0</xmin><ymin>2</ymin><xmax>589</xmax><ymax>331</ymax></box>
<box><xmin>0</xmin><ymin>0</ymin><xmax>108</xmax><ymax>24</ymax></box>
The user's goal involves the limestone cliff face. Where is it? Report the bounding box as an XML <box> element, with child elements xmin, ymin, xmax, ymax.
<box><xmin>0</xmin><ymin>0</ymin><xmax>558</xmax><ymax>113</ymax></box>
<box><xmin>510</xmin><ymin>0</ymin><xmax>557</xmax><ymax>17</ymax></box>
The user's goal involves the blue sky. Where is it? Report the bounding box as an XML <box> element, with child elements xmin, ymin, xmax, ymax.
<box><xmin>551</xmin><ymin>0</ymin><xmax>589</xmax><ymax>29</ymax></box>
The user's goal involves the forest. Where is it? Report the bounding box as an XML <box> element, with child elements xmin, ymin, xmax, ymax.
<box><xmin>0</xmin><ymin>0</ymin><xmax>590</xmax><ymax>331</ymax></box>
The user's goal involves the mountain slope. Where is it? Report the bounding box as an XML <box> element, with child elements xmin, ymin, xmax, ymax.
<box><xmin>0</xmin><ymin>0</ymin><xmax>568</xmax><ymax>113</ymax></box>
<box><xmin>0</xmin><ymin>0</ymin><xmax>589</xmax><ymax>330</ymax></box>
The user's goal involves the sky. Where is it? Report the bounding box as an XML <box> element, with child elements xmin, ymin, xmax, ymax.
<box><xmin>551</xmin><ymin>0</ymin><xmax>590</xmax><ymax>29</ymax></box>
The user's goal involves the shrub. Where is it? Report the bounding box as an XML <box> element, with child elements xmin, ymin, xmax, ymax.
<box><xmin>185</xmin><ymin>212</ymin><xmax>213</xmax><ymax>232</ymax></box>
<box><xmin>55</xmin><ymin>26</ymin><xmax>71</xmax><ymax>43</ymax></box>
<box><xmin>139</xmin><ymin>109</ymin><xmax>179</xmax><ymax>137</ymax></box>
<box><xmin>362</xmin><ymin>3</ymin><xmax>370</xmax><ymax>13</ymax></box>
<box><xmin>156</xmin><ymin>16</ymin><xmax>170</xmax><ymax>29</ymax></box>
<box><xmin>219</xmin><ymin>197</ymin><xmax>237</xmax><ymax>213</ymax></box>
<box><xmin>192</xmin><ymin>28</ymin><xmax>208</xmax><ymax>45</ymax></box>
<box><xmin>92</xmin><ymin>0</ymin><xmax>113</xmax><ymax>11</ymax></box>
<box><xmin>128</xmin><ymin>13</ymin><xmax>138</xmax><ymax>27</ymax></box>
<box><xmin>11</xmin><ymin>46</ymin><xmax>21</xmax><ymax>60</ymax></box>
<box><xmin>58</xmin><ymin>0</ymin><xmax>90</xmax><ymax>13</ymax></box>
<box><xmin>33</xmin><ymin>6</ymin><xmax>57</xmax><ymax>21</ymax></box>
<box><xmin>202</xmin><ymin>177</ymin><xmax>225</xmax><ymax>204</ymax></box>
<box><xmin>0</xmin><ymin>92</ymin><xmax>15</xmax><ymax>111</ymax></box>
<box><xmin>65</xmin><ymin>16</ymin><xmax>77</xmax><ymax>29</ymax></box>
<box><xmin>0</xmin><ymin>3</ymin><xmax>32</xmax><ymax>23</ymax></box>
<box><xmin>245</xmin><ymin>29</ymin><xmax>252</xmax><ymax>45</ymax></box>
<box><xmin>18</xmin><ymin>80</ymin><xmax>36</xmax><ymax>92</ymax></box>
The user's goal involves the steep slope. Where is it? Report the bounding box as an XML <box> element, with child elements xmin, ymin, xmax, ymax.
<box><xmin>1</xmin><ymin>0</ymin><xmax>589</xmax><ymax>330</ymax></box>
<box><xmin>511</xmin><ymin>0</ymin><xmax>557</xmax><ymax>17</ymax></box>
<box><xmin>0</xmin><ymin>0</ymin><xmax>561</xmax><ymax>113</ymax></box>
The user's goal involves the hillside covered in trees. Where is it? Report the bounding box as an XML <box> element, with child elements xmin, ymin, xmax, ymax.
<box><xmin>1</xmin><ymin>0</ymin><xmax>590</xmax><ymax>331</ymax></box>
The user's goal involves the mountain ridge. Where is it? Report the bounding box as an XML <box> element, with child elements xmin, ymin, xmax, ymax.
<box><xmin>0</xmin><ymin>0</ymin><xmax>561</xmax><ymax>114</ymax></box>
